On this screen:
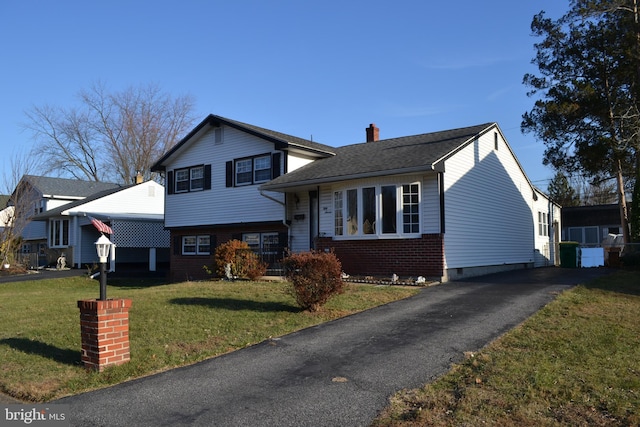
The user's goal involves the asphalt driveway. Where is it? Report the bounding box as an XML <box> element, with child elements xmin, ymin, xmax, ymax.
<box><xmin>54</xmin><ymin>267</ymin><xmax>612</xmax><ymax>426</ymax></box>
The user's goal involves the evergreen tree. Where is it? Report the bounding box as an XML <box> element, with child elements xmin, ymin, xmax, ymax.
<box><xmin>522</xmin><ymin>0</ymin><xmax>639</xmax><ymax>243</ymax></box>
<box><xmin>547</xmin><ymin>172</ymin><xmax>581</xmax><ymax>206</ymax></box>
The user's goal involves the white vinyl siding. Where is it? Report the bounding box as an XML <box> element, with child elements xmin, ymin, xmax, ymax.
<box><xmin>63</xmin><ymin>182</ymin><xmax>164</xmax><ymax>216</ymax></box>
<box><xmin>442</xmin><ymin>131</ymin><xmax>534</xmax><ymax>269</ymax></box>
<box><xmin>164</xmin><ymin>126</ymin><xmax>284</xmax><ymax>228</ymax></box>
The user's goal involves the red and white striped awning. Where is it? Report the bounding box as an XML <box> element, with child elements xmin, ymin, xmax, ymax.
<box><xmin>89</xmin><ymin>216</ymin><xmax>113</xmax><ymax>235</ymax></box>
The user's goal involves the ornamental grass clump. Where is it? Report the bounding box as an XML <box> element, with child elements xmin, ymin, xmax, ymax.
<box><xmin>284</xmin><ymin>250</ymin><xmax>344</xmax><ymax>312</ymax></box>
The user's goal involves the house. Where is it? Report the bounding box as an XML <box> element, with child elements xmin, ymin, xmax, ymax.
<box><xmin>9</xmin><ymin>175</ymin><xmax>121</xmax><ymax>266</ymax></box>
<box><xmin>0</xmin><ymin>195</ymin><xmax>12</xmax><ymax>232</ymax></box>
<box><xmin>152</xmin><ymin>114</ymin><xmax>560</xmax><ymax>282</ymax></box>
<box><xmin>31</xmin><ymin>180</ymin><xmax>169</xmax><ymax>272</ymax></box>
<box><xmin>562</xmin><ymin>204</ymin><xmax>623</xmax><ymax>246</ymax></box>
<box><xmin>151</xmin><ymin>114</ymin><xmax>335</xmax><ymax>280</ymax></box>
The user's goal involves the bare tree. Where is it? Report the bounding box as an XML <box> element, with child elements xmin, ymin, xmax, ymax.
<box><xmin>25</xmin><ymin>81</ymin><xmax>197</xmax><ymax>184</ymax></box>
<box><xmin>0</xmin><ymin>151</ymin><xmax>38</xmax><ymax>267</ymax></box>
<box><xmin>25</xmin><ymin>105</ymin><xmax>103</xmax><ymax>181</ymax></box>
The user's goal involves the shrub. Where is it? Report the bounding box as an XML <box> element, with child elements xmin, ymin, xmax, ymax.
<box><xmin>212</xmin><ymin>239</ymin><xmax>267</xmax><ymax>280</ymax></box>
<box><xmin>283</xmin><ymin>250</ymin><xmax>344</xmax><ymax>312</ymax></box>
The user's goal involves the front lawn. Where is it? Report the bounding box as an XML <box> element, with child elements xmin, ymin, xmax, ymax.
<box><xmin>0</xmin><ymin>276</ymin><xmax>418</xmax><ymax>402</ymax></box>
<box><xmin>373</xmin><ymin>270</ymin><xmax>640</xmax><ymax>426</ymax></box>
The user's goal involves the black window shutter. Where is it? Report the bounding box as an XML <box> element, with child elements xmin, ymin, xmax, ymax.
<box><xmin>204</xmin><ymin>164</ymin><xmax>212</xmax><ymax>190</ymax></box>
<box><xmin>210</xmin><ymin>235</ymin><xmax>217</xmax><ymax>251</ymax></box>
<box><xmin>167</xmin><ymin>171</ymin><xmax>174</xmax><ymax>194</ymax></box>
<box><xmin>272</xmin><ymin>152</ymin><xmax>282</xmax><ymax>179</ymax></box>
<box><xmin>173</xmin><ymin>235</ymin><xmax>181</xmax><ymax>255</ymax></box>
<box><xmin>225</xmin><ymin>161</ymin><xmax>233</xmax><ymax>187</ymax></box>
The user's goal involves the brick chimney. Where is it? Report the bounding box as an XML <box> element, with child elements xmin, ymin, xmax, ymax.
<box><xmin>135</xmin><ymin>171</ymin><xmax>143</xmax><ymax>184</ymax></box>
<box><xmin>366</xmin><ymin>123</ymin><xmax>379</xmax><ymax>142</ymax></box>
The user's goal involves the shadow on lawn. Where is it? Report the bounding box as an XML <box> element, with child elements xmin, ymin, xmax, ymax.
<box><xmin>0</xmin><ymin>338</ymin><xmax>80</xmax><ymax>366</ymax></box>
<box><xmin>583</xmin><ymin>269</ymin><xmax>640</xmax><ymax>296</ymax></box>
<box><xmin>170</xmin><ymin>297</ymin><xmax>301</xmax><ymax>313</ymax></box>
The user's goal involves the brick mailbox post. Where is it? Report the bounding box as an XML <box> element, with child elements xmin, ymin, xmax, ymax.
<box><xmin>77</xmin><ymin>299</ymin><xmax>132</xmax><ymax>371</ymax></box>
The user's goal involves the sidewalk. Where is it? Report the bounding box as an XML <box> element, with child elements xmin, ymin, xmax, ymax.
<box><xmin>55</xmin><ymin>267</ymin><xmax>611</xmax><ymax>426</ymax></box>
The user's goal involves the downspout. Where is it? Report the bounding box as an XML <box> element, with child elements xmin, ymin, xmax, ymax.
<box><xmin>259</xmin><ymin>189</ymin><xmax>291</xmax><ymax>245</ymax></box>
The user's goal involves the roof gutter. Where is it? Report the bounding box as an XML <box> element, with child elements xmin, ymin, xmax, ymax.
<box><xmin>260</xmin><ymin>164</ymin><xmax>443</xmax><ymax>192</ymax></box>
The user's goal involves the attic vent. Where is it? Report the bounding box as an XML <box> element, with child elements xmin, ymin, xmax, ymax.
<box><xmin>214</xmin><ymin>127</ymin><xmax>223</xmax><ymax>144</ymax></box>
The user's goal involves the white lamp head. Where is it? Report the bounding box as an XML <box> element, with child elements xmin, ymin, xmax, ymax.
<box><xmin>94</xmin><ymin>234</ymin><xmax>112</xmax><ymax>262</ymax></box>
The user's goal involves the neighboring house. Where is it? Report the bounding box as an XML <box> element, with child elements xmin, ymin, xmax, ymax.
<box><xmin>153</xmin><ymin>114</ymin><xmax>560</xmax><ymax>282</ymax></box>
<box><xmin>534</xmin><ymin>188</ymin><xmax>562</xmax><ymax>267</ymax></box>
<box><xmin>10</xmin><ymin>175</ymin><xmax>121</xmax><ymax>265</ymax></box>
<box><xmin>561</xmin><ymin>204</ymin><xmax>623</xmax><ymax>246</ymax></box>
<box><xmin>0</xmin><ymin>195</ymin><xmax>12</xmax><ymax>232</ymax></box>
<box><xmin>31</xmin><ymin>180</ymin><xmax>169</xmax><ymax>272</ymax></box>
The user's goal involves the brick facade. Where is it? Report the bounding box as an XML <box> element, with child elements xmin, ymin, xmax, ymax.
<box><xmin>169</xmin><ymin>224</ymin><xmax>288</xmax><ymax>281</ymax></box>
<box><xmin>77</xmin><ymin>299</ymin><xmax>132</xmax><ymax>372</ymax></box>
<box><xmin>315</xmin><ymin>234</ymin><xmax>444</xmax><ymax>278</ymax></box>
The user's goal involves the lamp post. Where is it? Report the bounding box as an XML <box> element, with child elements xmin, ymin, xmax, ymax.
<box><xmin>95</xmin><ymin>234</ymin><xmax>112</xmax><ymax>301</ymax></box>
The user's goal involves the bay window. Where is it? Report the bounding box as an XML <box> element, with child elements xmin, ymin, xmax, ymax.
<box><xmin>334</xmin><ymin>183</ymin><xmax>420</xmax><ymax>238</ymax></box>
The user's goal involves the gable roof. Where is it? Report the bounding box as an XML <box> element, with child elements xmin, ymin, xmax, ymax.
<box><xmin>31</xmin><ymin>184</ymin><xmax>136</xmax><ymax>220</ymax></box>
<box><xmin>260</xmin><ymin>123</ymin><xmax>495</xmax><ymax>191</ymax></box>
<box><xmin>0</xmin><ymin>195</ymin><xmax>9</xmax><ymax>209</ymax></box>
<box><xmin>151</xmin><ymin>114</ymin><xmax>336</xmax><ymax>171</ymax></box>
<box><xmin>18</xmin><ymin>175</ymin><xmax>121</xmax><ymax>199</ymax></box>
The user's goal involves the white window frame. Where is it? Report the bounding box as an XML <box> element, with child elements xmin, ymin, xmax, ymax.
<box><xmin>190</xmin><ymin>166</ymin><xmax>204</xmax><ymax>191</ymax></box>
<box><xmin>49</xmin><ymin>219</ymin><xmax>69</xmax><ymax>248</ymax></box>
<box><xmin>242</xmin><ymin>232</ymin><xmax>279</xmax><ymax>255</ymax></box>
<box><xmin>235</xmin><ymin>159</ymin><xmax>253</xmax><ymax>186</ymax></box>
<box><xmin>182</xmin><ymin>235</ymin><xmax>210</xmax><ymax>255</ymax></box>
<box><xmin>175</xmin><ymin>169</ymin><xmax>190</xmax><ymax>193</ymax></box>
<box><xmin>333</xmin><ymin>182</ymin><xmax>421</xmax><ymax>239</ymax></box>
<box><xmin>538</xmin><ymin>211</ymin><xmax>549</xmax><ymax>237</ymax></box>
<box><xmin>176</xmin><ymin>166</ymin><xmax>205</xmax><ymax>193</ymax></box>
<box><xmin>567</xmin><ymin>226</ymin><xmax>599</xmax><ymax>245</ymax></box>
<box><xmin>253</xmin><ymin>155</ymin><xmax>272</xmax><ymax>183</ymax></box>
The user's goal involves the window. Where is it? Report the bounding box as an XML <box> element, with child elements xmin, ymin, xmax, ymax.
<box><xmin>381</xmin><ymin>185</ymin><xmax>397</xmax><ymax>234</ymax></box>
<box><xmin>235</xmin><ymin>159</ymin><xmax>253</xmax><ymax>185</ymax></box>
<box><xmin>334</xmin><ymin>191</ymin><xmax>343</xmax><ymax>235</ymax></box>
<box><xmin>226</xmin><ymin>153</ymin><xmax>281</xmax><ymax>187</ymax></box>
<box><xmin>362</xmin><ymin>187</ymin><xmax>376</xmax><ymax>234</ymax></box>
<box><xmin>242</xmin><ymin>232</ymin><xmax>280</xmax><ymax>258</ymax></box>
<box><xmin>333</xmin><ymin>183</ymin><xmax>420</xmax><ymax>238</ymax></box>
<box><xmin>402</xmin><ymin>184</ymin><xmax>420</xmax><ymax>234</ymax></box>
<box><xmin>347</xmin><ymin>189</ymin><xmax>358</xmax><ymax>235</ymax></box>
<box><xmin>182</xmin><ymin>235</ymin><xmax>210</xmax><ymax>255</ymax></box>
<box><xmin>253</xmin><ymin>156</ymin><xmax>271</xmax><ymax>183</ymax></box>
<box><xmin>568</xmin><ymin>226</ymin><xmax>599</xmax><ymax>245</ymax></box>
<box><xmin>190</xmin><ymin>166</ymin><xmax>204</xmax><ymax>191</ymax></box>
<box><xmin>50</xmin><ymin>219</ymin><xmax>69</xmax><ymax>247</ymax></box>
<box><xmin>168</xmin><ymin>165</ymin><xmax>210</xmax><ymax>194</ymax></box>
<box><xmin>538</xmin><ymin>211</ymin><xmax>549</xmax><ymax>236</ymax></box>
<box><xmin>175</xmin><ymin>169</ymin><xmax>190</xmax><ymax>193</ymax></box>
<box><xmin>235</xmin><ymin>155</ymin><xmax>271</xmax><ymax>186</ymax></box>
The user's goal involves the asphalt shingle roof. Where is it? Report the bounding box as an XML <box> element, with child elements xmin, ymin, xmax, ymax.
<box><xmin>21</xmin><ymin>175</ymin><xmax>121</xmax><ymax>198</ymax></box>
<box><xmin>152</xmin><ymin>114</ymin><xmax>335</xmax><ymax>171</ymax></box>
<box><xmin>261</xmin><ymin>123</ymin><xmax>495</xmax><ymax>190</ymax></box>
<box><xmin>31</xmin><ymin>184</ymin><xmax>135</xmax><ymax>220</ymax></box>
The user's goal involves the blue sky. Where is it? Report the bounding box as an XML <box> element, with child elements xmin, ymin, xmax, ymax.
<box><xmin>1</xmin><ymin>1</ymin><xmax>568</xmax><ymax>188</ymax></box>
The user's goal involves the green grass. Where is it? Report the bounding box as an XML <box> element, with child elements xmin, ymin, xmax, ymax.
<box><xmin>373</xmin><ymin>270</ymin><xmax>640</xmax><ymax>426</ymax></box>
<box><xmin>0</xmin><ymin>276</ymin><xmax>419</xmax><ymax>402</ymax></box>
